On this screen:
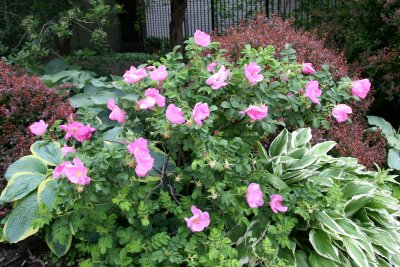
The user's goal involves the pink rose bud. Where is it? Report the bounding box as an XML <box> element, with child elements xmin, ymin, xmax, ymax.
<box><xmin>149</xmin><ymin>65</ymin><xmax>168</xmax><ymax>82</ymax></box>
<box><xmin>207</xmin><ymin>62</ymin><xmax>217</xmax><ymax>72</ymax></box>
<box><xmin>192</xmin><ymin>103</ymin><xmax>211</xmax><ymax>126</ymax></box>
<box><xmin>244</xmin><ymin>62</ymin><xmax>264</xmax><ymax>85</ymax></box>
<box><xmin>239</xmin><ymin>105</ymin><xmax>269</xmax><ymax>121</ymax></box>
<box><xmin>331</xmin><ymin>104</ymin><xmax>352</xmax><ymax>123</ymax></box>
<box><xmin>206</xmin><ymin>65</ymin><xmax>230</xmax><ymax>90</ymax></box>
<box><xmin>246</xmin><ymin>183</ymin><xmax>264</xmax><ymax>208</ymax></box>
<box><xmin>193</xmin><ymin>30</ymin><xmax>211</xmax><ymax>47</ymax></box>
<box><xmin>302</xmin><ymin>63</ymin><xmax>315</xmax><ymax>75</ymax></box>
<box><xmin>123</xmin><ymin>66</ymin><xmax>148</xmax><ymax>83</ymax></box>
<box><xmin>166</xmin><ymin>104</ymin><xmax>186</xmax><ymax>124</ymax></box>
<box><xmin>29</xmin><ymin>120</ymin><xmax>48</xmax><ymax>136</ymax></box>
<box><xmin>127</xmin><ymin>138</ymin><xmax>154</xmax><ymax>177</ymax></box>
<box><xmin>269</xmin><ymin>194</ymin><xmax>288</xmax><ymax>213</ymax></box>
<box><xmin>351</xmin><ymin>79</ymin><xmax>371</xmax><ymax>99</ymax></box>
<box><xmin>214</xmin><ymin>130</ymin><xmax>219</xmax><ymax>135</ymax></box>
<box><xmin>184</xmin><ymin>205</ymin><xmax>210</xmax><ymax>232</ymax></box>
<box><xmin>305</xmin><ymin>80</ymin><xmax>322</xmax><ymax>104</ymax></box>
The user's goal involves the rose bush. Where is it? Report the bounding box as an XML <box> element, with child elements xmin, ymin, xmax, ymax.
<box><xmin>1</xmin><ymin>33</ymin><xmax>398</xmax><ymax>266</ymax></box>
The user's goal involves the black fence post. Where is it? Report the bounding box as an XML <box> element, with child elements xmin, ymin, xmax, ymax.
<box><xmin>266</xmin><ymin>0</ymin><xmax>269</xmax><ymax>17</ymax></box>
<box><xmin>211</xmin><ymin>0</ymin><xmax>215</xmax><ymax>32</ymax></box>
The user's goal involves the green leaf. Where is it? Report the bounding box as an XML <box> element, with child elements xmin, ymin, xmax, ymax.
<box><xmin>70</xmin><ymin>93</ymin><xmax>93</xmax><ymax>108</ymax></box>
<box><xmin>146</xmin><ymin>148</ymin><xmax>176</xmax><ymax>177</ymax></box>
<box><xmin>367</xmin><ymin>116</ymin><xmax>395</xmax><ymax>137</ymax></box>
<box><xmin>90</xmin><ymin>90</ymin><xmax>118</xmax><ymax>105</ymax></box>
<box><xmin>342</xmin><ymin>181</ymin><xmax>375</xmax><ymax>199</ymax></box>
<box><xmin>269</xmin><ymin>129</ymin><xmax>288</xmax><ymax>156</ymax></box>
<box><xmin>309</xmin><ymin>252</ymin><xmax>338</xmax><ymax>267</ymax></box>
<box><xmin>265</xmin><ymin>173</ymin><xmax>288</xmax><ymax>190</ymax></box>
<box><xmin>286</xmin><ymin>155</ymin><xmax>316</xmax><ymax>171</ymax></box>
<box><xmin>257</xmin><ymin>141</ymin><xmax>268</xmax><ymax>159</ymax></box>
<box><xmin>31</xmin><ymin>141</ymin><xmax>62</xmax><ymax>166</ymax></box>
<box><xmin>46</xmin><ymin>218</ymin><xmax>72</xmax><ymax>258</ymax></box>
<box><xmin>308</xmin><ymin>141</ymin><xmax>336</xmax><ymax>157</ymax></box>
<box><xmin>344</xmin><ymin>194</ymin><xmax>374</xmax><ymax>217</ymax></box>
<box><xmin>316</xmin><ymin>211</ymin><xmax>349</xmax><ymax>237</ymax></box>
<box><xmin>120</xmin><ymin>93</ymin><xmax>140</xmax><ymax>102</ymax></box>
<box><xmin>295</xmin><ymin>251</ymin><xmax>310</xmax><ymax>267</ymax></box>
<box><xmin>292</xmin><ymin>128</ymin><xmax>312</xmax><ymax>148</ymax></box>
<box><xmin>342</xmin><ymin>238</ymin><xmax>369</xmax><ymax>267</ymax></box>
<box><xmin>4</xmin><ymin>193</ymin><xmax>39</xmax><ymax>243</ymax></box>
<box><xmin>388</xmin><ymin>149</ymin><xmax>400</xmax><ymax>170</ymax></box>
<box><xmin>37</xmin><ymin>179</ymin><xmax>60</xmax><ymax>209</ymax></box>
<box><xmin>5</xmin><ymin>155</ymin><xmax>47</xmax><ymax>180</ymax></box>
<box><xmin>309</xmin><ymin>230</ymin><xmax>340</xmax><ymax>262</ymax></box>
<box><xmin>103</xmin><ymin>127</ymin><xmax>123</xmax><ymax>142</ymax></box>
<box><xmin>0</xmin><ymin>172</ymin><xmax>45</xmax><ymax>205</ymax></box>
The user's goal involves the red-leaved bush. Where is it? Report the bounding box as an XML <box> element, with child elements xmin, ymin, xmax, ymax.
<box><xmin>214</xmin><ymin>15</ymin><xmax>352</xmax><ymax>79</ymax></box>
<box><xmin>0</xmin><ymin>61</ymin><xmax>74</xmax><ymax>184</ymax></box>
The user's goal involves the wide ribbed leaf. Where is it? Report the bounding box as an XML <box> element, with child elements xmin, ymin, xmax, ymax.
<box><xmin>0</xmin><ymin>172</ymin><xmax>45</xmax><ymax>205</ymax></box>
<box><xmin>269</xmin><ymin>129</ymin><xmax>288</xmax><ymax>157</ymax></box>
<box><xmin>4</xmin><ymin>193</ymin><xmax>39</xmax><ymax>243</ymax></box>
<box><xmin>5</xmin><ymin>155</ymin><xmax>47</xmax><ymax>180</ymax></box>
<box><xmin>345</xmin><ymin>194</ymin><xmax>374</xmax><ymax>217</ymax></box>
<box><xmin>37</xmin><ymin>179</ymin><xmax>60</xmax><ymax>209</ymax></box>
<box><xmin>31</xmin><ymin>141</ymin><xmax>62</xmax><ymax>166</ymax></box>
<box><xmin>46</xmin><ymin>218</ymin><xmax>72</xmax><ymax>258</ymax></box>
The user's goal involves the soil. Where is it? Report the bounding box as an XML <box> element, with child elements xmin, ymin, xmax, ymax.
<box><xmin>0</xmin><ymin>237</ymin><xmax>55</xmax><ymax>267</ymax></box>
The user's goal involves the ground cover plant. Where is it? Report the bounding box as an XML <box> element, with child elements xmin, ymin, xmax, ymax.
<box><xmin>0</xmin><ymin>31</ymin><xmax>399</xmax><ymax>266</ymax></box>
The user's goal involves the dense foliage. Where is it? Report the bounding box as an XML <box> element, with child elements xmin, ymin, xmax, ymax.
<box><xmin>0</xmin><ymin>61</ymin><xmax>74</xmax><ymax>180</ymax></box>
<box><xmin>299</xmin><ymin>0</ymin><xmax>400</xmax><ymax>127</ymax></box>
<box><xmin>1</xmin><ymin>35</ymin><xmax>398</xmax><ymax>266</ymax></box>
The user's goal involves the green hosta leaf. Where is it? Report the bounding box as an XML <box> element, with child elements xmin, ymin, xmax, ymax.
<box><xmin>386</xmin><ymin>136</ymin><xmax>400</xmax><ymax>150</ymax></box>
<box><xmin>308</xmin><ymin>141</ymin><xmax>336</xmax><ymax>157</ymax></box>
<box><xmin>342</xmin><ymin>238</ymin><xmax>369</xmax><ymax>267</ymax></box>
<box><xmin>286</xmin><ymin>155</ymin><xmax>316</xmax><ymax>171</ymax></box>
<box><xmin>365</xmin><ymin>228</ymin><xmax>399</xmax><ymax>255</ymax></box>
<box><xmin>5</xmin><ymin>155</ymin><xmax>47</xmax><ymax>180</ymax></box>
<box><xmin>342</xmin><ymin>181</ymin><xmax>375</xmax><ymax>199</ymax></box>
<box><xmin>0</xmin><ymin>172</ymin><xmax>45</xmax><ymax>205</ymax></box>
<box><xmin>367</xmin><ymin>116</ymin><xmax>396</xmax><ymax>137</ymax></box>
<box><xmin>265</xmin><ymin>173</ymin><xmax>288</xmax><ymax>190</ymax></box>
<box><xmin>316</xmin><ymin>211</ymin><xmax>349</xmax><ymax>237</ymax></box>
<box><xmin>257</xmin><ymin>141</ymin><xmax>268</xmax><ymax>160</ymax></box>
<box><xmin>287</xmin><ymin>147</ymin><xmax>307</xmax><ymax>159</ymax></box>
<box><xmin>146</xmin><ymin>148</ymin><xmax>176</xmax><ymax>177</ymax></box>
<box><xmin>388</xmin><ymin>149</ymin><xmax>400</xmax><ymax>170</ymax></box>
<box><xmin>377</xmin><ymin>257</ymin><xmax>392</xmax><ymax>267</ymax></box>
<box><xmin>103</xmin><ymin>127</ymin><xmax>123</xmax><ymax>142</ymax></box>
<box><xmin>292</xmin><ymin>128</ymin><xmax>312</xmax><ymax>148</ymax></box>
<box><xmin>31</xmin><ymin>141</ymin><xmax>62</xmax><ymax>166</ymax></box>
<box><xmin>309</xmin><ymin>252</ymin><xmax>338</xmax><ymax>267</ymax></box>
<box><xmin>46</xmin><ymin>218</ymin><xmax>72</xmax><ymax>258</ymax></box>
<box><xmin>295</xmin><ymin>251</ymin><xmax>309</xmax><ymax>267</ymax></box>
<box><xmin>90</xmin><ymin>90</ymin><xmax>118</xmax><ymax>105</ymax></box>
<box><xmin>37</xmin><ymin>179</ymin><xmax>60</xmax><ymax>209</ymax></box>
<box><xmin>4</xmin><ymin>193</ymin><xmax>39</xmax><ymax>243</ymax></box>
<box><xmin>345</xmin><ymin>194</ymin><xmax>374</xmax><ymax>217</ymax></box>
<box><xmin>269</xmin><ymin>129</ymin><xmax>288</xmax><ymax>156</ymax></box>
<box><xmin>309</xmin><ymin>230</ymin><xmax>340</xmax><ymax>262</ymax></box>
<box><xmin>120</xmin><ymin>93</ymin><xmax>140</xmax><ymax>102</ymax></box>
<box><xmin>70</xmin><ymin>93</ymin><xmax>93</xmax><ymax>108</ymax></box>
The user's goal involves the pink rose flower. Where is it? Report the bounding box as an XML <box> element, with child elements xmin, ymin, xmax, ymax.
<box><xmin>62</xmin><ymin>158</ymin><xmax>91</xmax><ymax>185</ymax></box>
<box><xmin>29</xmin><ymin>120</ymin><xmax>48</xmax><ymax>136</ymax></box>
<box><xmin>302</xmin><ymin>63</ymin><xmax>315</xmax><ymax>75</ymax></box>
<box><xmin>246</xmin><ymin>183</ymin><xmax>264</xmax><ymax>208</ymax></box>
<box><xmin>184</xmin><ymin>205</ymin><xmax>210</xmax><ymax>232</ymax></box>
<box><xmin>61</xmin><ymin>144</ymin><xmax>76</xmax><ymax>156</ymax></box>
<box><xmin>192</xmin><ymin>103</ymin><xmax>210</xmax><ymax>126</ymax></box>
<box><xmin>123</xmin><ymin>66</ymin><xmax>148</xmax><ymax>83</ymax></box>
<box><xmin>351</xmin><ymin>79</ymin><xmax>371</xmax><ymax>99</ymax></box>
<box><xmin>207</xmin><ymin>62</ymin><xmax>217</xmax><ymax>72</ymax></box>
<box><xmin>127</xmin><ymin>138</ymin><xmax>154</xmax><ymax>177</ymax></box>
<box><xmin>107</xmin><ymin>99</ymin><xmax>127</xmax><ymax>124</ymax></box>
<box><xmin>60</xmin><ymin>121</ymin><xmax>96</xmax><ymax>143</ymax></box>
<box><xmin>244</xmin><ymin>62</ymin><xmax>264</xmax><ymax>85</ymax></box>
<box><xmin>149</xmin><ymin>66</ymin><xmax>168</xmax><ymax>82</ymax></box>
<box><xmin>53</xmin><ymin>161</ymin><xmax>70</xmax><ymax>179</ymax></box>
<box><xmin>194</xmin><ymin>30</ymin><xmax>211</xmax><ymax>47</ymax></box>
<box><xmin>240</xmin><ymin>105</ymin><xmax>268</xmax><ymax>121</ymax></box>
<box><xmin>137</xmin><ymin>88</ymin><xmax>166</xmax><ymax>110</ymax></box>
<box><xmin>331</xmin><ymin>104</ymin><xmax>352</xmax><ymax>123</ymax></box>
<box><xmin>166</xmin><ymin>104</ymin><xmax>186</xmax><ymax>124</ymax></box>
<box><xmin>305</xmin><ymin>80</ymin><xmax>322</xmax><ymax>104</ymax></box>
<box><xmin>206</xmin><ymin>65</ymin><xmax>230</xmax><ymax>90</ymax></box>
<box><xmin>269</xmin><ymin>194</ymin><xmax>288</xmax><ymax>213</ymax></box>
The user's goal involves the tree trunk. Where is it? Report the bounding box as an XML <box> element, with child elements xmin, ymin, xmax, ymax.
<box><xmin>169</xmin><ymin>0</ymin><xmax>187</xmax><ymax>49</ymax></box>
<box><xmin>53</xmin><ymin>35</ymin><xmax>72</xmax><ymax>55</ymax></box>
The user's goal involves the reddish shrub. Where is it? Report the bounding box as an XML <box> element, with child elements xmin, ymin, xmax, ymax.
<box><xmin>0</xmin><ymin>61</ymin><xmax>74</xmax><ymax>185</ymax></box>
<box><xmin>214</xmin><ymin>15</ymin><xmax>352</xmax><ymax>79</ymax></box>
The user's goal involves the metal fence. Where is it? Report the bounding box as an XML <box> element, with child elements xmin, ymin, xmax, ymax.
<box><xmin>145</xmin><ymin>0</ymin><xmax>340</xmax><ymax>40</ymax></box>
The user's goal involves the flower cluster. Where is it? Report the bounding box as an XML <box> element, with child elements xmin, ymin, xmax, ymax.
<box><xmin>107</xmin><ymin>99</ymin><xmax>126</xmax><ymax>124</ymax></box>
<box><xmin>60</xmin><ymin>120</ymin><xmax>96</xmax><ymax>143</ymax></box>
<box><xmin>127</xmin><ymin>138</ymin><xmax>154</xmax><ymax>177</ymax></box>
<box><xmin>53</xmin><ymin>158</ymin><xmax>91</xmax><ymax>185</ymax></box>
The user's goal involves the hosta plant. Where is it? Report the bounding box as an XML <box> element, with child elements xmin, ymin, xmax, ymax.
<box><xmin>1</xmin><ymin>32</ymin><xmax>397</xmax><ymax>266</ymax></box>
